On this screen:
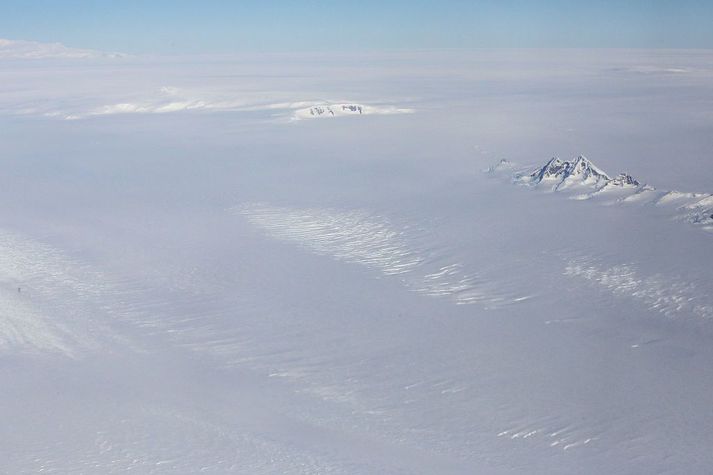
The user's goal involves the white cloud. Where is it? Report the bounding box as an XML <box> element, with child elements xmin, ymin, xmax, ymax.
<box><xmin>0</xmin><ymin>38</ymin><xmax>125</xmax><ymax>60</ymax></box>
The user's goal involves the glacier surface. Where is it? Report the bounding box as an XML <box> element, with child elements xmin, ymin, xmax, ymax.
<box><xmin>1</xmin><ymin>49</ymin><xmax>713</xmax><ymax>474</ymax></box>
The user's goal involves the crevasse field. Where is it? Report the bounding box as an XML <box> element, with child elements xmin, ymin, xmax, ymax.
<box><xmin>2</xmin><ymin>49</ymin><xmax>713</xmax><ymax>474</ymax></box>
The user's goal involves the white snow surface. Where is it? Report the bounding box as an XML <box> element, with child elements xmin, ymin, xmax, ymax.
<box><xmin>2</xmin><ymin>49</ymin><xmax>713</xmax><ymax>474</ymax></box>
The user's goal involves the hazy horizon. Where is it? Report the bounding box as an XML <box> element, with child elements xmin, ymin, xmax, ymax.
<box><xmin>3</xmin><ymin>0</ymin><xmax>713</xmax><ymax>54</ymax></box>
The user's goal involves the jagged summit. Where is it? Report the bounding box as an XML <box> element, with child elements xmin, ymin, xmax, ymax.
<box><xmin>531</xmin><ymin>155</ymin><xmax>610</xmax><ymax>187</ymax></box>
<box><xmin>609</xmin><ymin>173</ymin><xmax>640</xmax><ymax>187</ymax></box>
<box><xmin>492</xmin><ymin>155</ymin><xmax>651</xmax><ymax>196</ymax></box>
<box><xmin>521</xmin><ymin>155</ymin><xmax>645</xmax><ymax>194</ymax></box>
<box><xmin>489</xmin><ymin>154</ymin><xmax>713</xmax><ymax>232</ymax></box>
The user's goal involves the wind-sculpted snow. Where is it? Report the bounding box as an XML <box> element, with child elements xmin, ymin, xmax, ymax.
<box><xmin>497</xmin><ymin>424</ymin><xmax>597</xmax><ymax>452</ymax></box>
<box><xmin>0</xmin><ymin>287</ymin><xmax>74</xmax><ymax>355</ymax></box>
<box><xmin>10</xmin><ymin>405</ymin><xmax>354</xmax><ymax>474</ymax></box>
<box><xmin>239</xmin><ymin>203</ymin><xmax>424</xmax><ymax>275</ymax></box>
<box><xmin>238</xmin><ymin>203</ymin><xmax>527</xmax><ymax>307</ymax></box>
<box><xmin>564</xmin><ymin>255</ymin><xmax>713</xmax><ymax>321</ymax></box>
<box><xmin>0</xmin><ymin>229</ymin><xmax>188</xmax><ymax>358</ymax></box>
<box><xmin>0</xmin><ymin>230</ymin><xmax>112</xmax><ymax>356</ymax></box>
<box><xmin>489</xmin><ymin>156</ymin><xmax>713</xmax><ymax>233</ymax></box>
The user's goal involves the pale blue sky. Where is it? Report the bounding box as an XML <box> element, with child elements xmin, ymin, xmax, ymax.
<box><xmin>1</xmin><ymin>0</ymin><xmax>712</xmax><ymax>53</ymax></box>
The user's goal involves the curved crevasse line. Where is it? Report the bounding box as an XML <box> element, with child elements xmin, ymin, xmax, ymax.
<box><xmin>563</xmin><ymin>255</ymin><xmax>713</xmax><ymax>321</ymax></box>
<box><xmin>237</xmin><ymin>203</ymin><xmax>423</xmax><ymax>276</ymax></box>
<box><xmin>236</xmin><ymin>203</ymin><xmax>529</xmax><ymax>308</ymax></box>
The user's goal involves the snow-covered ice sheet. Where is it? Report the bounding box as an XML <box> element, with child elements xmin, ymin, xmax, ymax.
<box><xmin>2</xmin><ymin>49</ymin><xmax>713</xmax><ymax>474</ymax></box>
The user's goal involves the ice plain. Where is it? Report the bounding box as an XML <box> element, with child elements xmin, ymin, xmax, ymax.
<box><xmin>1</xmin><ymin>48</ymin><xmax>713</xmax><ymax>473</ymax></box>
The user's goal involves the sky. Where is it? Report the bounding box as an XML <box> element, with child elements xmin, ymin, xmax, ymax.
<box><xmin>1</xmin><ymin>0</ymin><xmax>713</xmax><ymax>54</ymax></box>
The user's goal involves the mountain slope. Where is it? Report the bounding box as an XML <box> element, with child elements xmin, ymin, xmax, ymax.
<box><xmin>489</xmin><ymin>156</ymin><xmax>713</xmax><ymax>232</ymax></box>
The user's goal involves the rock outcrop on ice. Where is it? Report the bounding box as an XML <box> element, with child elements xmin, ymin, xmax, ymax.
<box><xmin>608</xmin><ymin>173</ymin><xmax>641</xmax><ymax>187</ymax></box>
<box><xmin>305</xmin><ymin>104</ymin><xmax>363</xmax><ymax>117</ymax></box>
<box><xmin>292</xmin><ymin>103</ymin><xmax>413</xmax><ymax>120</ymax></box>
<box><xmin>488</xmin><ymin>155</ymin><xmax>713</xmax><ymax>232</ymax></box>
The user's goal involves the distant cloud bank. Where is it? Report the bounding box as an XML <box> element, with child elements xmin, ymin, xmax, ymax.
<box><xmin>35</xmin><ymin>86</ymin><xmax>413</xmax><ymax>122</ymax></box>
<box><xmin>0</xmin><ymin>38</ymin><xmax>125</xmax><ymax>59</ymax></box>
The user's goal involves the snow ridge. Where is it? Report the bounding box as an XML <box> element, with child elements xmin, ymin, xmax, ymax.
<box><xmin>489</xmin><ymin>155</ymin><xmax>713</xmax><ymax>232</ymax></box>
<box><xmin>520</xmin><ymin>155</ymin><xmax>635</xmax><ymax>192</ymax></box>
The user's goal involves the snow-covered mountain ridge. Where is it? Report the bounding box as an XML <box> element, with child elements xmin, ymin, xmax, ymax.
<box><xmin>488</xmin><ymin>155</ymin><xmax>713</xmax><ymax>232</ymax></box>
<box><xmin>518</xmin><ymin>155</ymin><xmax>640</xmax><ymax>192</ymax></box>
<box><xmin>528</xmin><ymin>155</ymin><xmax>613</xmax><ymax>189</ymax></box>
